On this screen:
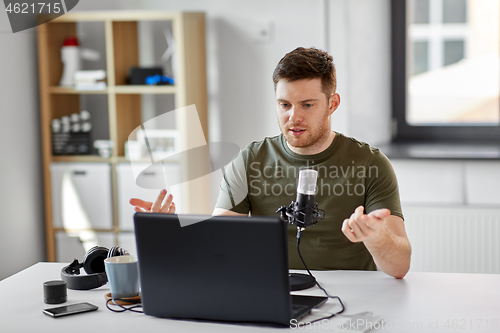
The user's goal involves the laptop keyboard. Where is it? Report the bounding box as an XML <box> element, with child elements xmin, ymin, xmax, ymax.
<box><xmin>291</xmin><ymin>303</ymin><xmax>311</xmax><ymax>318</ymax></box>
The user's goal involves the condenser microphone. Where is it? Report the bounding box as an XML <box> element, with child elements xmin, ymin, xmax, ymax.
<box><xmin>275</xmin><ymin>169</ymin><xmax>325</xmax><ymax>291</ymax></box>
<box><xmin>295</xmin><ymin>169</ymin><xmax>318</xmax><ymax>228</ymax></box>
<box><xmin>276</xmin><ymin>169</ymin><xmax>324</xmax><ymax>229</ymax></box>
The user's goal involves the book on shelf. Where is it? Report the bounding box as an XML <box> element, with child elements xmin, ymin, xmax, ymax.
<box><xmin>74</xmin><ymin>70</ymin><xmax>107</xmax><ymax>90</ymax></box>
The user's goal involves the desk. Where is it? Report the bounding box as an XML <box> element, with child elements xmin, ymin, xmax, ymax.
<box><xmin>1</xmin><ymin>263</ymin><xmax>499</xmax><ymax>332</ymax></box>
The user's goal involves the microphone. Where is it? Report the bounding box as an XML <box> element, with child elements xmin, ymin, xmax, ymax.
<box><xmin>276</xmin><ymin>169</ymin><xmax>325</xmax><ymax>291</ymax></box>
<box><xmin>276</xmin><ymin>169</ymin><xmax>324</xmax><ymax>229</ymax></box>
<box><xmin>295</xmin><ymin>169</ymin><xmax>319</xmax><ymax>228</ymax></box>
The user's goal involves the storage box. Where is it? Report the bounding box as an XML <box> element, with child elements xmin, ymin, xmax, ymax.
<box><xmin>56</xmin><ymin>231</ymin><xmax>115</xmax><ymax>263</ymax></box>
<box><xmin>50</xmin><ymin>163</ymin><xmax>113</xmax><ymax>229</ymax></box>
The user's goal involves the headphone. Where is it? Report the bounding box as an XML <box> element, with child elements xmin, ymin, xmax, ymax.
<box><xmin>61</xmin><ymin>246</ymin><xmax>129</xmax><ymax>290</ymax></box>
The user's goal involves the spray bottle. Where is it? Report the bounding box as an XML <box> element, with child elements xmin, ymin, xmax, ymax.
<box><xmin>59</xmin><ymin>37</ymin><xmax>100</xmax><ymax>87</ymax></box>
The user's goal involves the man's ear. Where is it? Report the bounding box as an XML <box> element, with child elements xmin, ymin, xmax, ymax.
<box><xmin>329</xmin><ymin>93</ymin><xmax>341</xmax><ymax>115</ymax></box>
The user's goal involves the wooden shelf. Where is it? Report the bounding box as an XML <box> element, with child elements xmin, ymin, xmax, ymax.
<box><xmin>51</xmin><ymin>156</ymin><xmax>181</xmax><ymax>165</ymax></box>
<box><xmin>113</xmin><ymin>156</ymin><xmax>180</xmax><ymax>164</ymax></box>
<box><xmin>49</xmin><ymin>86</ymin><xmax>109</xmax><ymax>94</ymax></box>
<box><xmin>114</xmin><ymin>85</ymin><xmax>177</xmax><ymax>94</ymax></box>
<box><xmin>38</xmin><ymin>11</ymin><xmax>209</xmax><ymax>262</ymax></box>
<box><xmin>49</xmin><ymin>86</ymin><xmax>177</xmax><ymax>94</ymax></box>
<box><xmin>47</xmin><ymin>10</ymin><xmax>181</xmax><ymax>22</ymax></box>
<box><xmin>52</xmin><ymin>155</ymin><xmax>111</xmax><ymax>163</ymax></box>
<box><xmin>53</xmin><ymin>228</ymin><xmax>115</xmax><ymax>233</ymax></box>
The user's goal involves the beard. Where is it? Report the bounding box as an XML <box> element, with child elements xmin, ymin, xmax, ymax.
<box><xmin>279</xmin><ymin>113</ymin><xmax>331</xmax><ymax>150</ymax></box>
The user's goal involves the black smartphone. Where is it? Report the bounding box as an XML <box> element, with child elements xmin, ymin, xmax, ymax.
<box><xmin>43</xmin><ymin>302</ymin><xmax>98</xmax><ymax>318</ymax></box>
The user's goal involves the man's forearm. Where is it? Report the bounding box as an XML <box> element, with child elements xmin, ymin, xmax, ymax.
<box><xmin>364</xmin><ymin>227</ymin><xmax>411</xmax><ymax>279</ymax></box>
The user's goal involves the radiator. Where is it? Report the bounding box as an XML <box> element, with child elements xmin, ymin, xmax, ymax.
<box><xmin>403</xmin><ymin>206</ymin><xmax>500</xmax><ymax>274</ymax></box>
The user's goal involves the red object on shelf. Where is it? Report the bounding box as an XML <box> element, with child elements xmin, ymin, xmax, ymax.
<box><xmin>62</xmin><ymin>37</ymin><xmax>79</xmax><ymax>47</ymax></box>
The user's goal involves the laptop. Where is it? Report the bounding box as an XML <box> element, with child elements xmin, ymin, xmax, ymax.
<box><xmin>133</xmin><ymin>213</ymin><xmax>327</xmax><ymax>326</ymax></box>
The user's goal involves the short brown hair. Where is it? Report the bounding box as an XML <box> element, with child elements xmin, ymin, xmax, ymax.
<box><xmin>272</xmin><ymin>47</ymin><xmax>337</xmax><ymax>98</ymax></box>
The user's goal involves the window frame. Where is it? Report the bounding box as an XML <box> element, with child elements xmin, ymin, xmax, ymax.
<box><xmin>391</xmin><ymin>0</ymin><xmax>500</xmax><ymax>142</ymax></box>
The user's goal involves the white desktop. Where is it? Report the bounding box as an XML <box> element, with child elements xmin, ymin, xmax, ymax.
<box><xmin>1</xmin><ymin>263</ymin><xmax>499</xmax><ymax>332</ymax></box>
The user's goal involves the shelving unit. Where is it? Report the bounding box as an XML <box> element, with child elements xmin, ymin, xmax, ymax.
<box><xmin>37</xmin><ymin>11</ymin><xmax>210</xmax><ymax>261</ymax></box>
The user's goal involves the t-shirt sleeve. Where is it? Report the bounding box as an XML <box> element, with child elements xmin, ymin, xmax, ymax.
<box><xmin>214</xmin><ymin>149</ymin><xmax>251</xmax><ymax>214</ymax></box>
<box><xmin>364</xmin><ymin>150</ymin><xmax>404</xmax><ymax>220</ymax></box>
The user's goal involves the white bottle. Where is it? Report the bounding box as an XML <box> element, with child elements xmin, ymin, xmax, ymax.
<box><xmin>59</xmin><ymin>37</ymin><xmax>81</xmax><ymax>87</ymax></box>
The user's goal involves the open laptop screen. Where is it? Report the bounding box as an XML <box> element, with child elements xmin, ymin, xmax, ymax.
<box><xmin>134</xmin><ymin>213</ymin><xmax>293</xmax><ymax>325</ymax></box>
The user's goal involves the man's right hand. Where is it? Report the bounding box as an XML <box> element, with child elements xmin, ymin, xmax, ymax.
<box><xmin>130</xmin><ymin>189</ymin><xmax>176</xmax><ymax>214</ymax></box>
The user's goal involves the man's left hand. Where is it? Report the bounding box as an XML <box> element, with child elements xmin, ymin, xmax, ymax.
<box><xmin>341</xmin><ymin>206</ymin><xmax>391</xmax><ymax>244</ymax></box>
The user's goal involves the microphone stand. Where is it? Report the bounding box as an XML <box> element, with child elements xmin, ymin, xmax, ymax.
<box><xmin>276</xmin><ymin>202</ymin><xmax>325</xmax><ymax>291</ymax></box>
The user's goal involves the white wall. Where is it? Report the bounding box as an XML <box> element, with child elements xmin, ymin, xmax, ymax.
<box><xmin>0</xmin><ymin>0</ymin><xmax>393</xmax><ymax>279</ymax></box>
<box><xmin>72</xmin><ymin>0</ymin><xmax>392</xmax><ymax>146</ymax></box>
<box><xmin>0</xmin><ymin>11</ymin><xmax>45</xmax><ymax>280</ymax></box>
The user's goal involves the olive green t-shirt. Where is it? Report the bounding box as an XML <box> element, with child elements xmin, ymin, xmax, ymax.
<box><xmin>215</xmin><ymin>132</ymin><xmax>403</xmax><ymax>271</ymax></box>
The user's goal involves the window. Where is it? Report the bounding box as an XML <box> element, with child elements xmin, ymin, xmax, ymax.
<box><xmin>391</xmin><ymin>0</ymin><xmax>500</xmax><ymax>141</ymax></box>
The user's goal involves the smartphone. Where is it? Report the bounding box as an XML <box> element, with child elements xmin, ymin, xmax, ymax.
<box><xmin>43</xmin><ymin>302</ymin><xmax>98</xmax><ymax>318</ymax></box>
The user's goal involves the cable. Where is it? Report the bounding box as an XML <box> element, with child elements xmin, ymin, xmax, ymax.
<box><xmin>106</xmin><ymin>299</ymin><xmax>143</xmax><ymax>313</ymax></box>
<box><xmin>295</xmin><ymin>227</ymin><xmax>345</xmax><ymax>324</ymax></box>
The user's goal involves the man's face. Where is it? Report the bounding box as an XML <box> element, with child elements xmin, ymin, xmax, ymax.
<box><xmin>276</xmin><ymin>78</ymin><xmax>339</xmax><ymax>152</ymax></box>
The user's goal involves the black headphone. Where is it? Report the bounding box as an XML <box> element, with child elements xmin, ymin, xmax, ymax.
<box><xmin>61</xmin><ymin>246</ymin><xmax>129</xmax><ymax>290</ymax></box>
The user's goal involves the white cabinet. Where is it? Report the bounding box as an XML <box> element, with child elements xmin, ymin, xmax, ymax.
<box><xmin>390</xmin><ymin>160</ymin><xmax>464</xmax><ymax>205</ymax></box>
<box><xmin>56</xmin><ymin>231</ymin><xmax>115</xmax><ymax>263</ymax></box>
<box><xmin>50</xmin><ymin>163</ymin><xmax>113</xmax><ymax>229</ymax></box>
<box><xmin>465</xmin><ymin>162</ymin><xmax>500</xmax><ymax>205</ymax></box>
<box><xmin>392</xmin><ymin>160</ymin><xmax>500</xmax><ymax>207</ymax></box>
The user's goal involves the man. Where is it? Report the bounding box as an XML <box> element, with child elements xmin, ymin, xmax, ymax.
<box><xmin>131</xmin><ymin>47</ymin><xmax>411</xmax><ymax>279</ymax></box>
